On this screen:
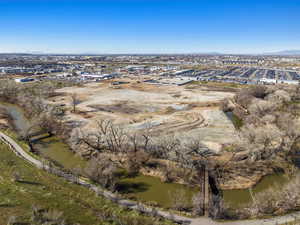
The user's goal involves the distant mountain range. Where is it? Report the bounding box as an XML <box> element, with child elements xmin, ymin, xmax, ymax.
<box><xmin>1</xmin><ymin>50</ymin><xmax>300</xmax><ymax>56</ymax></box>
<box><xmin>263</xmin><ymin>50</ymin><xmax>300</xmax><ymax>56</ymax></box>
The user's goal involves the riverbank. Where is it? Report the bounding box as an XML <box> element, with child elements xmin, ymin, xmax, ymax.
<box><xmin>2</xmin><ymin>101</ymin><xmax>300</xmax><ymax>221</ymax></box>
<box><xmin>0</xmin><ymin>129</ymin><xmax>193</xmax><ymax>224</ymax></box>
<box><xmin>1</xmin><ymin>102</ymin><xmax>298</xmax><ymax>207</ymax></box>
<box><xmin>2</xmin><ymin>131</ymin><xmax>300</xmax><ymax>225</ymax></box>
<box><xmin>0</xmin><ymin>137</ymin><xmax>175</xmax><ymax>225</ymax></box>
<box><xmin>0</xmin><ymin>102</ymin><xmax>200</xmax><ymax>211</ymax></box>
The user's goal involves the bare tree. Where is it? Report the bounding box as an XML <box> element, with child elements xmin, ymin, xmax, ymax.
<box><xmin>70</xmin><ymin>93</ymin><xmax>80</xmax><ymax>113</ymax></box>
<box><xmin>84</xmin><ymin>156</ymin><xmax>118</xmax><ymax>191</ymax></box>
<box><xmin>168</xmin><ymin>189</ymin><xmax>190</xmax><ymax>211</ymax></box>
<box><xmin>209</xmin><ymin>195</ymin><xmax>230</xmax><ymax>219</ymax></box>
<box><xmin>6</xmin><ymin>216</ymin><xmax>17</xmax><ymax>225</ymax></box>
<box><xmin>192</xmin><ymin>192</ymin><xmax>204</xmax><ymax>216</ymax></box>
<box><xmin>124</xmin><ymin>131</ymin><xmax>152</xmax><ymax>175</ymax></box>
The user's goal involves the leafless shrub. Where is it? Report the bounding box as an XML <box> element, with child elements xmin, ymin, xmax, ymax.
<box><xmin>161</xmin><ymin>163</ymin><xmax>178</xmax><ymax>183</ymax></box>
<box><xmin>235</xmin><ymin>175</ymin><xmax>300</xmax><ymax>219</ymax></box>
<box><xmin>84</xmin><ymin>156</ymin><xmax>118</xmax><ymax>191</ymax></box>
<box><xmin>209</xmin><ymin>195</ymin><xmax>231</xmax><ymax>219</ymax></box>
<box><xmin>168</xmin><ymin>189</ymin><xmax>190</xmax><ymax>211</ymax></box>
<box><xmin>220</xmin><ymin>99</ymin><xmax>234</xmax><ymax>112</ymax></box>
<box><xmin>31</xmin><ymin>205</ymin><xmax>66</xmax><ymax>225</ymax></box>
<box><xmin>237</xmin><ymin>123</ymin><xmax>282</xmax><ymax>161</ymax></box>
<box><xmin>192</xmin><ymin>192</ymin><xmax>204</xmax><ymax>216</ymax></box>
<box><xmin>6</xmin><ymin>216</ymin><xmax>17</xmax><ymax>225</ymax></box>
<box><xmin>234</xmin><ymin>91</ymin><xmax>254</xmax><ymax>108</ymax></box>
<box><xmin>153</xmin><ymin>135</ymin><xmax>181</xmax><ymax>159</ymax></box>
<box><xmin>70</xmin><ymin>93</ymin><xmax>80</xmax><ymax>113</ymax></box>
<box><xmin>125</xmin><ymin>149</ymin><xmax>151</xmax><ymax>176</ymax></box>
<box><xmin>266</xmin><ymin>90</ymin><xmax>291</xmax><ymax>103</ymax></box>
<box><xmin>248</xmin><ymin>85</ymin><xmax>268</xmax><ymax>99</ymax></box>
<box><xmin>248</xmin><ymin>99</ymin><xmax>277</xmax><ymax>118</ymax></box>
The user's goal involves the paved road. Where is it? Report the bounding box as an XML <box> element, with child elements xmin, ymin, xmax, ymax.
<box><xmin>1</xmin><ymin>131</ymin><xmax>300</xmax><ymax>225</ymax></box>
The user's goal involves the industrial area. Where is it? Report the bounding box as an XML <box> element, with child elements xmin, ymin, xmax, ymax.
<box><xmin>1</xmin><ymin>54</ymin><xmax>300</xmax><ymax>86</ymax></box>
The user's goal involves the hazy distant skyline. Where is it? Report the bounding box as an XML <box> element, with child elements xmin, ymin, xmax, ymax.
<box><xmin>0</xmin><ymin>0</ymin><xmax>299</xmax><ymax>54</ymax></box>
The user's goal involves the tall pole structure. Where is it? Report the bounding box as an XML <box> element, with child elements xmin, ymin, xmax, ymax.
<box><xmin>204</xmin><ymin>165</ymin><xmax>209</xmax><ymax>217</ymax></box>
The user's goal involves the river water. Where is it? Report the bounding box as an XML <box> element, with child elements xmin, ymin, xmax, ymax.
<box><xmin>0</xmin><ymin>102</ymin><xmax>199</xmax><ymax>208</ymax></box>
<box><xmin>223</xmin><ymin>111</ymin><xmax>300</xmax><ymax>207</ymax></box>
<box><xmin>0</xmin><ymin>102</ymin><xmax>298</xmax><ymax>208</ymax></box>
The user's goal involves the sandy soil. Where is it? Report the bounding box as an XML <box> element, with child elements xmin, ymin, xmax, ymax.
<box><xmin>51</xmin><ymin>79</ymin><xmax>237</xmax><ymax>151</ymax></box>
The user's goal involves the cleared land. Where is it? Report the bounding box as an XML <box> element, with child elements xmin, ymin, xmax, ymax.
<box><xmin>52</xmin><ymin>79</ymin><xmax>236</xmax><ymax>151</ymax></box>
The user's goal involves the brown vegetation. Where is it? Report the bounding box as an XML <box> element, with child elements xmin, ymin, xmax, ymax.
<box><xmin>0</xmin><ymin>80</ymin><xmax>69</xmax><ymax>141</ymax></box>
<box><xmin>4</xmin><ymin>78</ymin><xmax>300</xmax><ymax>219</ymax></box>
<box><xmin>218</xmin><ymin>84</ymin><xmax>300</xmax><ymax>219</ymax></box>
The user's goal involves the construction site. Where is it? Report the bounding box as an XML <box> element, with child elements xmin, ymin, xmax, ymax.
<box><xmin>51</xmin><ymin>78</ymin><xmax>237</xmax><ymax>151</ymax></box>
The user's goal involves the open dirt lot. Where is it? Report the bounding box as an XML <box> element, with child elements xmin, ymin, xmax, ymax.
<box><xmin>51</xmin><ymin>79</ymin><xmax>237</xmax><ymax>151</ymax></box>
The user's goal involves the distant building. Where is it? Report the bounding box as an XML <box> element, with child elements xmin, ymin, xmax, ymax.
<box><xmin>259</xmin><ymin>78</ymin><xmax>298</xmax><ymax>85</ymax></box>
<box><xmin>278</xmin><ymin>80</ymin><xmax>299</xmax><ymax>85</ymax></box>
<box><xmin>173</xmin><ymin>69</ymin><xmax>194</xmax><ymax>76</ymax></box>
<box><xmin>14</xmin><ymin>77</ymin><xmax>35</xmax><ymax>83</ymax></box>
<box><xmin>81</xmin><ymin>73</ymin><xmax>120</xmax><ymax>81</ymax></box>
<box><xmin>259</xmin><ymin>78</ymin><xmax>277</xmax><ymax>84</ymax></box>
<box><xmin>222</xmin><ymin>60</ymin><xmax>263</xmax><ymax>65</ymax></box>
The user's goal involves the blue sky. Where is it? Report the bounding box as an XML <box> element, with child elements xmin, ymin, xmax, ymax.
<box><xmin>0</xmin><ymin>0</ymin><xmax>299</xmax><ymax>54</ymax></box>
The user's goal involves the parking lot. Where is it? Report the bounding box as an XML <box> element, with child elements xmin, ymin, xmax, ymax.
<box><xmin>177</xmin><ymin>67</ymin><xmax>300</xmax><ymax>84</ymax></box>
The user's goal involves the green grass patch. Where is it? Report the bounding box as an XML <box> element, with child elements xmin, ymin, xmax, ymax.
<box><xmin>231</xmin><ymin>113</ymin><xmax>243</xmax><ymax>129</ymax></box>
<box><xmin>225</xmin><ymin>112</ymin><xmax>243</xmax><ymax>129</ymax></box>
<box><xmin>0</xmin><ymin>142</ymin><xmax>174</xmax><ymax>225</ymax></box>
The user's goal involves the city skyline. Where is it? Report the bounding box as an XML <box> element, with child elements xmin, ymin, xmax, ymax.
<box><xmin>0</xmin><ymin>0</ymin><xmax>299</xmax><ymax>54</ymax></box>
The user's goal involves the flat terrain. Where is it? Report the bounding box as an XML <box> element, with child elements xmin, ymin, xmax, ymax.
<box><xmin>196</xmin><ymin>67</ymin><xmax>300</xmax><ymax>81</ymax></box>
<box><xmin>52</xmin><ymin>79</ymin><xmax>237</xmax><ymax>150</ymax></box>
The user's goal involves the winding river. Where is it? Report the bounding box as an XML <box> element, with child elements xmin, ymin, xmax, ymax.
<box><xmin>0</xmin><ymin>102</ymin><xmax>298</xmax><ymax>209</ymax></box>
<box><xmin>0</xmin><ymin>102</ymin><xmax>198</xmax><ymax>208</ymax></box>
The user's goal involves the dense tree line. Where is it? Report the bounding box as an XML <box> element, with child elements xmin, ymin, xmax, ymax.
<box><xmin>220</xmin><ymin>84</ymin><xmax>300</xmax><ymax>218</ymax></box>
<box><xmin>0</xmin><ymin>80</ymin><xmax>69</xmax><ymax>141</ymax></box>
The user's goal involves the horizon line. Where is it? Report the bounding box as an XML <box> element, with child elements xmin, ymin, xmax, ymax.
<box><xmin>1</xmin><ymin>51</ymin><xmax>300</xmax><ymax>56</ymax></box>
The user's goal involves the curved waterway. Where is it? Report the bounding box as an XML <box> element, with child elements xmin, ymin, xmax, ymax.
<box><xmin>0</xmin><ymin>102</ymin><xmax>86</xmax><ymax>170</ymax></box>
<box><xmin>1</xmin><ymin>102</ymin><xmax>298</xmax><ymax>208</ymax></box>
<box><xmin>223</xmin><ymin>173</ymin><xmax>289</xmax><ymax>207</ymax></box>
<box><xmin>0</xmin><ymin>102</ymin><xmax>198</xmax><ymax>208</ymax></box>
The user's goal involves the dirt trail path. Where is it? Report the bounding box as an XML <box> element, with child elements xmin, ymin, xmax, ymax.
<box><xmin>1</xmin><ymin>131</ymin><xmax>299</xmax><ymax>225</ymax></box>
<box><xmin>150</xmin><ymin>112</ymin><xmax>206</xmax><ymax>134</ymax></box>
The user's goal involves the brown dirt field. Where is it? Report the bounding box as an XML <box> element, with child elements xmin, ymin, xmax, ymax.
<box><xmin>51</xmin><ymin>78</ymin><xmax>237</xmax><ymax>151</ymax></box>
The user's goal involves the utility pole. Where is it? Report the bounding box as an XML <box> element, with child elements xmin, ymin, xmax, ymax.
<box><xmin>201</xmin><ymin>164</ymin><xmax>209</xmax><ymax>217</ymax></box>
<box><xmin>204</xmin><ymin>166</ymin><xmax>209</xmax><ymax>217</ymax></box>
